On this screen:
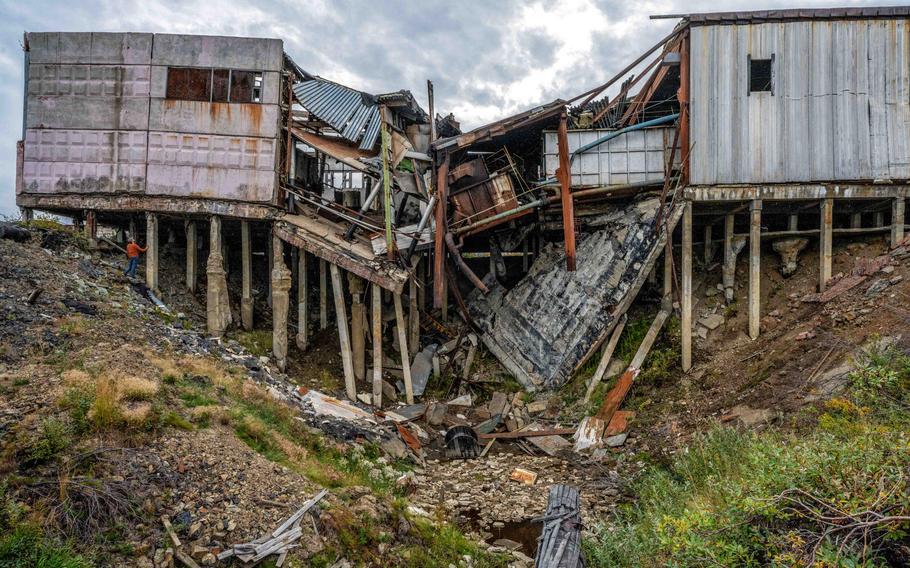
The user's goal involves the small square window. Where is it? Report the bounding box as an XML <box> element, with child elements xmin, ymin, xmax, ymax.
<box><xmin>230</xmin><ymin>71</ymin><xmax>263</xmax><ymax>103</ymax></box>
<box><xmin>212</xmin><ymin>69</ymin><xmax>230</xmax><ymax>102</ymax></box>
<box><xmin>749</xmin><ymin>55</ymin><xmax>774</xmax><ymax>94</ymax></box>
<box><xmin>166</xmin><ymin>67</ymin><xmax>211</xmax><ymax>101</ymax></box>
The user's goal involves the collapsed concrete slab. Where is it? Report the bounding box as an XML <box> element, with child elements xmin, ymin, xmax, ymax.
<box><xmin>469</xmin><ymin>196</ymin><xmax>680</xmax><ymax>390</ymax></box>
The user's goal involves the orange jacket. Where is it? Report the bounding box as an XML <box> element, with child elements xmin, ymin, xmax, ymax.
<box><xmin>126</xmin><ymin>243</ymin><xmax>147</xmax><ymax>258</ymax></box>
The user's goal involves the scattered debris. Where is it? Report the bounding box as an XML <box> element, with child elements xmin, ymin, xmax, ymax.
<box><xmin>509</xmin><ymin>468</ymin><xmax>538</xmax><ymax>485</ymax></box>
<box><xmin>445</xmin><ymin>426</ymin><xmax>479</xmax><ymax>459</ymax></box>
<box><xmin>534</xmin><ymin>485</ymin><xmax>584</xmax><ymax>568</ymax></box>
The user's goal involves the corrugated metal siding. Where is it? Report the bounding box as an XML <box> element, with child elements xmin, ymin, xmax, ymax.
<box><xmin>690</xmin><ymin>19</ymin><xmax>910</xmax><ymax>185</ymax></box>
<box><xmin>293</xmin><ymin>79</ymin><xmax>382</xmax><ymax>150</ymax></box>
<box><xmin>542</xmin><ymin>127</ymin><xmax>677</xmax><ymax>186</ymax></box>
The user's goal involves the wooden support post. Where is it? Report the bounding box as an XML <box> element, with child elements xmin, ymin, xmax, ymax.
<box><xmin>372</xmin><ymin>284</ymin><xmax>383</xmax><ymax>407</ymax></box>
<box><xmin>393</xmin><ymin>292</ymin><xmax>414</xmax><ymax>404</ymax></box>
<box><xmin>296</xmin><ymin>250</ymin><xmax>308</xmax><ymax>351</ymax></box>
<box><xmin>748</xmin><ymin>200</ymin><xmax>762</xmax><ymax>340</ymax></box>
<box><xmin>145</xmin><ymin>212</ymin><xmax>159</xmax><ymax>293</ymax></box>
<box><xmin>433</xmin><ymin>154</ymin><xmax>450</xmax><ymax>310</ymax></box>
<box><xmin>703</xmin><ymin>223</ymin><xmax>713</xmax><ymax>264</ymax></box>
<box><xmin>240</xmin><ymin>221</ymin><xmax>254</xmax><ymax>330</ymax></box>
<box><xmin>185</xmin><ymin>221</ymin><xmax>197</xmax><ymax>294</ymax></box>
<box><xmin>348</xmin><ymin>274</ymin><xmax>366</xmax><ymax>382</ymax></box>
<box><xmin>556</xmin><ymin>111</ymin><xmax>577</xmax><ymax>271</ymax></box>
<box><xmin>583</xmin><ymin>314</ymin><xmax>627</xmax><ymax>405</ymax></box>
<box><xmin>329</xmin><ymin>264</ymin><xmax>356</xmax><ymax>401</ymax></box>
<box><xmin>892</xmin><ymin>197</ymin><xmax>905</xmax><ymax>246</ymax></box>
<box><xmin>417</xmin><ymin>257</ymin><xmax>426</xmax><ymax>310</ymax></box>
<box><xmin>788</xmin><ymin>213</ymin><xmax>799</xmax><ymax>232</ymax></box>
<box><xmin>681</xmin><ymin>202</ymin><xmax>693</xmax><ymax>371</ymax></box>
<box><xmin>319</xmin><ymin>259</ymin><xmax>328</xmax><ymax>330</ymax></box>
<box><xmin>408</xmin><ymin>268</ymin><xmax>419</xmax><ymax>353</ymax></box>
<box><xmin>663</xmin><ymin>228</ymin><xmax>673</xmax><ymax>299</ymax></box>
<box><xmin>819</xmin><ymin>198</ymin><xmax>833</xmax><ymax>291</ymax></box>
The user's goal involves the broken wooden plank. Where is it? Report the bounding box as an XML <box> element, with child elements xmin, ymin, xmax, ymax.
<box><xmin>604</xmin><ymin>410</ymin><xmax>634</xmax><ymax>437</ymax></box>
<box><xmin>478</xmin><ymin>428</ymin><xmax>575</xmax><ymax>440</ymax></box>
<box><xmin>270</xmin><ymin>489</ymin><xmax>329</xmax><ymax>538</ymax></box>
<box><xmin>174</xmin><ymin>550</ymin><xmax>201</xmax><ymax>568</ymax></box>
<box><xmin>582</xmin><ymin>314</ymin><xmax>627</xmax><ymax>404</ymax></box>
<box><xmin>161</xmin><ymin>515</ymin><xmax>182</xmax><ymax>548</ymax></box>
<box><xmin>801</xmin><ymin>274</ymin><xmax>866</xmax><ymax>303</ymax></box>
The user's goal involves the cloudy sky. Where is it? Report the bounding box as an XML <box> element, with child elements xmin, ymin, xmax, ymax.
<box><xmin>0</xmin><ymin>0</ymin><xmax>902</xmax><ymax>216</ymax></box>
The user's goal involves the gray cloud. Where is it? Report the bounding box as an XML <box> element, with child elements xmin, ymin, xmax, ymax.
<box><xmin>0</xmin><ymin>0</ymin><xmax>905</xmax><ymax>215</ymax></box>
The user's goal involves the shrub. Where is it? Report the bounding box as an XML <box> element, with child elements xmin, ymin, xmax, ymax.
<box><xmin>24</xmin><ymin>418</ymin><xmax>71</xmax><ymax>466</ymax></box>
<box><xmin>0</xmin><ymin>525</ymin><xmax>92</xmax><ymax>568</ymax></box>
<box><xmin>117</xmin><ymin>377</ymin><xmax>158</xmax><ymax>402</ymax></box>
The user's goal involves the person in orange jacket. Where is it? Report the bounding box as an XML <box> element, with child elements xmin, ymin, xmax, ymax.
<box><xmin>123</xmin><ymin>237</ymin><xmax>147</xmax><ymax>278</ymax></box>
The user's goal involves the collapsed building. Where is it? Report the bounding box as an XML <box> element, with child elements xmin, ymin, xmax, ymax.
<box><xmin>15</xmin><ymin>6</ymin><xmax>910</xmax><ymax>448</ymax></box>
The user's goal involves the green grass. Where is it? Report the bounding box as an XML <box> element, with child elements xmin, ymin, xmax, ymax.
<box><xmin>0</xmin><ymin>526</ymin><xmax>92</xmax><ymax>568</ymax></box>
<box><xmin>23</xmin><ymin>418</ymin><xmax>71</xmax><ymax>467</ymax></box>
<box><xmin>584</xmin><ymin>340</ymin><xmax>910</xmax><ymax>567</ymax></box>
<box><xmin>234</xmin><ymin>330</ymin><xmax>273</xmax><ymax>358</ymax></box>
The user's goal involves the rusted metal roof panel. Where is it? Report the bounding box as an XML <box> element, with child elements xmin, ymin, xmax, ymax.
<box><xmin>292</xmin><ymin>78</ymin><xmax>383</xmax><ymax>150</ymax></box>
<box><xmin>680</xmin><ymin>6</ymin><xmax>910</xmax><ymax>25</ymax></box>
<box><xmin>690</xmin><ymin>19</ymin><xmax>910</xmax><ymax>185</ymax></box>
<box><xmin>435</xmin><ymin>100</ymin><xmax>566</xmax><ymax>151</ymax></box>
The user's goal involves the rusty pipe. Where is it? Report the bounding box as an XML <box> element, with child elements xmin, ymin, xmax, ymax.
<box><xmin>445</xmin><ymin>232</ymin><xmax>489</xmax><ymax>294</ymax></box>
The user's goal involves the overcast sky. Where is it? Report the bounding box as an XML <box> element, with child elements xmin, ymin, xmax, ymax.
<box><xmin>0</xmin><ymin>0</ymin><xmax>903</xmax><ymax>216</ymax></box>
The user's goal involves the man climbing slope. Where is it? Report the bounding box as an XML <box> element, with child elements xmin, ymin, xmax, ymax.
<box><xmin>124</xmin><ymin>237</ymin><xmax>147</xmax><ymax>279</ymax></box>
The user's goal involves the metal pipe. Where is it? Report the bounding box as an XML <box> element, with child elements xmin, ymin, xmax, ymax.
<box><xmin>404</xmin><ymin>195</ymin><xmax>436</xmax><ymax>263</ymax></box>
<box><xmin>445</xmin><ymin>232</ymin><xmax>489</xmax><ymax>294</ymax></box>
<box><xmin>343</xmin><ymin>178</ymin><xmax>383</xmax><ymax>240</ymax></box>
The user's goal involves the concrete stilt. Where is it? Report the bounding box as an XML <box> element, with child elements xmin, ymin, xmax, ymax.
<box><xmin>185</xmin><ymin>221</ymin><xmax>197</xmax><ymax>293</ymax></box>
<box><xmin>874</xmin><ymin>210</ymin><xmax>885</xmax><ymax>228</ymax></box>
<box><xmin>271</xmin><ymin>235</ymin><xmax>292</xmax><ymax>372</ymax></box>
<box><xmin>788</xmin><ymin>213</ymin><xmax>798</xmax><ymax>232</ymax></box>
<box><xmin>145</xmin><ymin>212</ymin><xmax>159</xmax><ymax>293</ymax></box>
<box><xmin>850</xmin><ymin>212</ymin><xmax>862</xmax><ymax>229</ymax></box>
<box><xmin>703</xmin><ymin>223</ymin><xmax>713</xmax><ymax>264</ymax></box>
<box><xmin>330</xmin><ymin>264</ymin><xmax>357</xmax><ymax>401</ymax></box>
<box><xmin>206</xmin><ymin>216</ymin><xmax>232</xmax><ymax>337</ymax></box>
<box><xmin>819</xmin><ymin>198</ymin><xmax>834</xmax><ymax>291</ymax></box>
<box><xmin>267</xmin><ymin>229</ymin><xmax>273</xmax><ymax>308</ymax></box>
<box><xmin>296</xmin><ymin>250</ymin><xmax>308</xmax><ymax>351</ymax></box>
<box><xmin>372</xmin><ymin>284</ymin><xmax>383</xmax><ymax>407</ymax></box>
<box><xmin>748</xmin><ymin>200</ymin><xmax>762</xmax><ymax>340</ymax></box>
<box><xmin>681</xmin><ymin>201</ymin><xmax>692</xmax><ymax>372</ymax></box>
<box><xmin>394</xmin><ymin>292</ymin><xmax>414</xmax><ymax>404</ymax></box>
<box><xmin>20</xmin><ymin>207</ymin><xmax>33</xmax><ymax>222</ymax></box>
<box><xmin>129</xmin><ymin>217</ymin><xmax>137</xmax><ymax>242</ymax></box>
<box><xmin>240</xmin><ymin>221</ymin><xmax>254</xmax><ymax>330</ymax></box>
<box><xmin>319</xmin><ymin>259</ymin><xmax>328</xmax><ymax>330</ymax></box>
<box><xmin>348</xmin><ymin>274</ymin><xmax>366</xmax><ymax>382</ymax></box>
<box><xmin>891</xmin><ymin>197</ymin><xmax>905</xmax><ymax>246</ymax></box>
<box><xmin>84</xmin><ymin>210</ymin><xmax>97</xmax><ymax>247</ymax></box>
<box><xmin>723</xmin><ymin>213</ymin><xmax>746</xmax><ymax>303</ymax></box>
<box><xmin>408</xmin><ymin>268</ymin><xmax>419</xmax><ymax>353</ymax></box>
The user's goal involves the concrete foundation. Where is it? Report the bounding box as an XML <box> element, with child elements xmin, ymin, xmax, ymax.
<box><xmin>771</xmin><ymin>237</ymin><xmax>809</xmax><ymax>277</ymax></box>
<box><xmin>206</xmin><ymin>216</ymin><xmax>231</xmax><ymax>337</ymax></box>
<box><xmin>271</xmin><ymin>235</ymin><xmax>292</xmax><ymax>372</ymax></box>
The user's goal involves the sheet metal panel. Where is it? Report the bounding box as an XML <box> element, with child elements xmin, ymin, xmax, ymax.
<box><xmin>690</xmin><ymin>19</ymin><xmax>910</xmax><ymax>185</ymax></box>
<box><xmin>292</xmin><ymin>79</ymin><xmax>382</xmax><ymax>150</ymax></box>
<box><xmin>543</xmin><ymin>127</ymin><xmax>677</xmax><ymax>186</ymax></box>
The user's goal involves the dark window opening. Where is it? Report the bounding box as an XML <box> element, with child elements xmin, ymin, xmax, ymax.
<box><xmin>165</xmin><ymin>67</ymin><xmax>211</xmax><ymax>101</ymax></box>
<box><xmin>230</xmin><ymin>70</ymin><xmax>263</xmax><ymax>103</ymax></box>
<box><xmin>749</xmin><ymin>55</ymin><xmax>774</xmax><ymax>94</ymax></box>
<box><xmin>212</xmin><ymin>69</ymin><xmax>230</xmax><ymax>102</ymax></box>
<box><xmin>165</xmin><ymin>67</ymin><xmax>263</xmax><ymax>103</ymax></box>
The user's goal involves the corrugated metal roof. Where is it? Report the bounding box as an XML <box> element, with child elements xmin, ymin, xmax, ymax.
<box><xmin>293</xmin><ymin>78</ymin><xmax>382</xmax><ymax>151</ymax></box>
<box><xmin>675</xmin><ymin>6</ymin><xmax>910</xmax><ymax>25</ymax></box>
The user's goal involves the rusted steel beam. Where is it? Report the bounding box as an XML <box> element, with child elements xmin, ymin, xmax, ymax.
<box><xmin>444</xmin><ymin>232</ymin><xmax>489</xmax><ymax>294</ymax></box>
<box><xmin>557</xmin><ymin>112</ymin><xmax>577</xmax><ymax>271</ymax></box>
<box><xmin>433</xmin><ymin>153</ymin><xmax>450</xmax><ymax>310</ymax></box>
<box><xmin>618</xmin><ymin>35</ymin><xmax>684</xmax><ymax>126</ymax></box>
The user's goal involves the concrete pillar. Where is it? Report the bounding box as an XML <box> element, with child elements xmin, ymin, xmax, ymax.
<box><xmin>372</xmin><ymin>284</ymin><xmax>383</xmax><ymax>407</ymax></box>
<box><xmin>703</xmin><ymin>223</ymin><xmax>713</xmax><ymax>264</ymax></box>
<box><xmin>788</xmin><ymin>213</ymin><xmax>798</xmax><ymax>232</ymax></box>
<box><xmin>240</xmin><ymin>221</ymin><xmax>254</xmax><ymax>330</ymax></box>
<box><xmin>206</xmin><ymin>216</ymin><xmax>231</xmax><ymax>337</ymax></box>
<box><xmin>129</xmin><ymin>217</ymin><xmax>138</xmax><ymax>242</ymax></box>
<box><xmin>267</xmin><ymin>229</ymin><xmax>273</xmax><ymax>308</ymax></box>
<box><xmin>850</xmin><ymin>212</ymin><xmax>862</xmax><ymax>229</ymax></box>
<box><xmin>748</xmin><ymin>200</ymin><xmax>762</xmax><ymax>340</ymax></box>
<box><xmin>723</xmin><ymin>213</ymin><xmax>746</xmax><ymax>303</ymax></box>
<box><xmin>319</xmin><ymin>259</ymin><xmax>328</xmax><ymax>329</ymax></box>
<box><xmin>296</xmin><ymin>250</ymin><xmax>308</xmax><ymax>351</ymax></box>
<box><xmin>271</xmin><ymin>235</ymin><xmax>292</xmax><ymax>372</ymax></box>
<box><xmin>819</xmin><ymin>198</ymin><xmax>834</xmax><ymax>292</ymax></box>
<box><xmin>330</xmin><ymin>264</ymin><xmax>357</xmax><ymax>401</ymax></box>
<box><xmin>20</xmin><ymin>207</ymin><xmax>33</xmax><ymax>222</ymax></box>
<box><xmin>891</xmin><ymin>197</ymin><xmax>905</xmax><ymax>246</ymax></box>
<box><xmin>874</xmin><ymin>210</ymin><xmax>885</xmax><ymax>228</ymax></box>
<box><xmin>681</xmin><ymin>202</ymin><xmax>692</xmax><ymax>372</ymax></box>
<box><xmin>145</xmin><ymin>212</ymin><xmax>159</xmax><ymax>293</ymax></box>
<box><xmin>348</xmin><ymin>274</ymin><xmax>366</xmax><ymax>382</ymax></box>
<box><xmin>185</xmin><ymin>221</ymin><xmax>197</xmax><ymax>294</ymax></box>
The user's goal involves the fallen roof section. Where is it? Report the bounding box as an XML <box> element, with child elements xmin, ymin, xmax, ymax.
<box><xmin>469</xmin><ymin>196</ymin><xmax>682</xmax><ymax>390</ymax></box>
<box><xmin>654</xmin><ymin>6</ymin><xmax>910</xmax><ymax>24</ymax></box>
<box><xmin>274</xmin><ymin>211</ymin><xmax>409</xmax><ymax>294</ymax></box>
<box><xmin>293</xmin><ymin>77</ymin><xmax>383</xmax><ymax>150</ymax></box>
<box><xmin>291</xmin><ymin>127</ymin><xmax>375</xmax><ymax>174</ymax></box>
<box><xmin>434</xmin><ymin>99</ymin><xmax>566</xmax><ymax>151</ymax></box>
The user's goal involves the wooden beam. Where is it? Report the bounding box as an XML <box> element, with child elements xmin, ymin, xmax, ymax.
<box><xmin>478</xmin><ymin>428</ymin><xmax>576</xmax><ymax>440</ymax></box>
<box><xmin>329</xmin><ymin>264</ymin><xmax>357</xmax><ymax>401</ymax></box>
<box><xmin>748</xmin><ymin>200</ymin><xmax>762</xmax><ymax>339</ymax></box>
<box><xmin>319</xmin><ymin>259</ymin><xmax>328</xmax><ymax>330</ymax></box>
<box><xmin>372</xmin><ymin>284</ymin><xmax>383</xmax><ymax>407</ymax></box>
<box><xmin>433</xmin><ymin>154</ymin><xmax>450</xmax><ymax>309</ymax></box>
<box><xmin>408</xmin><ymin>265</ymin><xmax>419</xmax><ymax>352</ymax></box>
<box><xmin>819</xmin><ymin>198</ymin><xmax>833</xmax><ymax>291</ymax></box>
<box><xmin>582</xmin><ymin>314</ymin><xmax>627</xmax><ymax>405</ymax></box>
<box><xmin>557</xmin><ymin>111</ymin><xmax>577</xmax><ymax>271</ymax></box>
<box><xmin>681</xmin><ymin>202</ymin><xmax>692</xmax><ymax>371</ymax></box>
<box><xmin>393</xmin><ymin>292</ymin><xmax>414</xmax><ymax>404</ymax></box>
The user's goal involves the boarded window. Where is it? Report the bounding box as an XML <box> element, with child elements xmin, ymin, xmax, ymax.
<box><xmin>212</xmin><ymin>69</ymin><xmax>230</xmax><ymax>102</ymax></box>
<box><xmin>166</xmin><ymin>68</ymin><xmax>211</xmax><ymax>101</ymax></box>
<box><xmin>749</xmin><ymin>55</ymin><xmax>774</xmax><ymax>94</ymax></box>
<box><xmin>230</xmin><ymin>71</ymin><xmax>263</xmax><ymax>103</ymax></box>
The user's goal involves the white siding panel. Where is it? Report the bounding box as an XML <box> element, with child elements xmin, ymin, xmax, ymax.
<box><xmin>147</xmin><ymin>132</ymin><xmax>276</xmax><ymax>171</ymax></box>
<box><xmin>22</xmin><ymin>160</ymin><xmax>146</xmax><ymax>194</ymax></box>
<box><xmin>145</xmin><ymin>165</ymin><xmax>275</xmax><ymax>202</ymax></box>
<box><xmin>28</xmin><ymin>64</ymin><xmax>150</xmax><ymax>97</ymax></box>
<box><xmin>690</xmin><ymin>19</ymin><xmax>910</xmax><ymax>184</ymax></box>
